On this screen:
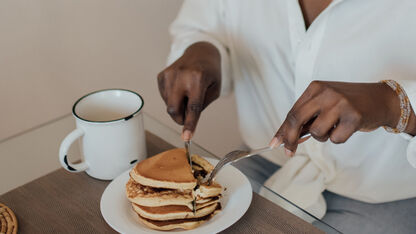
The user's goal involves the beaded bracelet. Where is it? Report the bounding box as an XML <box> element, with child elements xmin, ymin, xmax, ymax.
<box><xmin>381</xmin><ymin>80</ymin><xmax>411</xmax><ymax>133</ymax></box>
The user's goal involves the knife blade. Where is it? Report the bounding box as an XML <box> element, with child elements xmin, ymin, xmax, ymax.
<box><xmin>184</xmin><ymin>140</ymin><xmax>196</xmax><ymax>214</ymax></box>
<box><xmin>184</xmin><ymin>140</ymin><xmax>193</xmax><ymax>168</ymax></box>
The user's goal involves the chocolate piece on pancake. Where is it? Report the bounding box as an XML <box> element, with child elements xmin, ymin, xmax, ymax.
<box><xmin>191</xmin><ymin>154</ymin><xmax>214</xmax><ymax>180</ymax></box>
<box><xmin>191</xmin><ymin>154</ymin><xmax>214</xmax><ymax>172</ymax></box>
<box><xmin>130</xmin><ymin>148</ymin><xmax>197</xmax><ymax>190</ymax></box>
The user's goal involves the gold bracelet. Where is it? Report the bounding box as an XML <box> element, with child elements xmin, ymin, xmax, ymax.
<box><xmin>381</xmin><ymin>80</ymin><xmax>411</xmax><ymax>133</ymax></box>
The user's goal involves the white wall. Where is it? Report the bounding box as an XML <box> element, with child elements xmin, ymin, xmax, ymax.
<box><xmin>0</xmin><ymin>0</ymin><xmax>242</xmax><ymax>159</ymax></box>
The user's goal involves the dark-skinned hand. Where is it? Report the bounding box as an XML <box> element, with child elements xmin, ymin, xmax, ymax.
<box><xmin>269</xmin><ymin>81</ymin><xmax>416</xmax><ymax>156</ymax></box>
<box><xmin>157</xmin><ymin>42</ymin><xmax>221</xmax><ymax>141</ymax></box>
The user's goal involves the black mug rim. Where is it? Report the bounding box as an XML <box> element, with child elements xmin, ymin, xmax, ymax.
<box><xmin>72</xmin><ymin>88</ymin><xmax>144</xmax><ymax>124</ymax></box>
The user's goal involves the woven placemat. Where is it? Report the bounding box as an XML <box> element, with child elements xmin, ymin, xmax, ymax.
<box><xmin>0</xmin><ymin>203</ymin><xmax>17</xmax><ymax>234</ymax></box>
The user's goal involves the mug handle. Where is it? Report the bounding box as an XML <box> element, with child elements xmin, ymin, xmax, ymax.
<box><xmin>59</xmin><ymin>128</ymin><xmax>88</xmax><ymax>173</ymax></box>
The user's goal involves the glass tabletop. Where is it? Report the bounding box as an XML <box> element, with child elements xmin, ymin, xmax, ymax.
<box><xmin>0</xmin><ymin>112</ymin><xmax>340</xmax><ymax>233</ymax></box>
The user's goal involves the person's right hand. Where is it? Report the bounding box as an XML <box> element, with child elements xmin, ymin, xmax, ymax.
<box><xmin>157</xmin><ymin>42</ymin><xmax>222</xmax><ymax>141</ymax></box>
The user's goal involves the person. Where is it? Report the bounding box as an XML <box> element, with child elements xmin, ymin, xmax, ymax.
<box><xmin>157</xmin><ymin>0</ymin><xmax>416</xmax><ymax>233</ymax></box>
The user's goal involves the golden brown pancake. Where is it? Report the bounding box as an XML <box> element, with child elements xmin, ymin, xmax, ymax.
<box><xmin>130</xmin><ymin>148</ymin><xmax>197</xmax><ymax>190</ymax></box>
<box><xmin>132</xmin><ymin>202</ymin><xmax>219</xmax><ymax>221</ymax></box>
<box><xmin>136</xmin><ymin>206</ymin><xmax>221</xmax><ymax>231</ymax></box>
<box><xmin>126</xmin><ymin>149</ymin><xmax>223</xmax><ymax>231</ymax></box>
<box><xmin>196</xmin><ymin>197</ymin><xmax>220</xmax><ymax>209</ymax></box>
<box><xmin>191</xmin><ymin>154</ymin><xmax>214</xmax><ymax>172</ymax></box>
<box><xmin>126</xmin><ymin>179</ymin><xmax>194</xmax><ymax>208</ymax></box>
<box><xmin>196</xmin><ymin>196</ymin><xmax>218</xmax><ymax>204</ymax></box>
<box><xmin>195</xmin><ymin>182</ymin><xmax>223</xmax><ymax>199</ymax></box>
<box><xmin>125</xmin><ymin>179</ymin><xmax>222</xmax><ymax>209</ymax></box>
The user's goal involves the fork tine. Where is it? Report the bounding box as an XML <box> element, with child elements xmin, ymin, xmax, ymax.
<box><xmin>205</xmin><ymin>150</ymin><xmax>246</xmax><ymax>185</ymax></box>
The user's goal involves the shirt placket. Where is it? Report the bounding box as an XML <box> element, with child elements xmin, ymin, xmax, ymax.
<box><xmin>288</xmin><ymin>0</ymin><xmax>343</xmax><ymax>99</ymax></box>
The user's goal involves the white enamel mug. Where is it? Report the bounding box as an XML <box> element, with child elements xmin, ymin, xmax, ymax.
<box><xmin>59</xmin><ymin>89</ymin><xmax>147</xmax><ymax>180</ymax></box>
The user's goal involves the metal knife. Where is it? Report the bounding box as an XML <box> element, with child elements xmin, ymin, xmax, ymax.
<box><xmin>184</xmin><ymin>140</ymin><xmax>196</xmax><ymax>214</ymax></box>
<box><xmin>184</xmin><ymin>140</ymin><xmax>193</xmax><ymax>169</ymax></box>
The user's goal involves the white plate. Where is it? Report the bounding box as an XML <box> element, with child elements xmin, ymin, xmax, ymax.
<box><xmin>100</xmin><ymin>158</ymin><xmax>252</xmax><ymax>234</ymax></box>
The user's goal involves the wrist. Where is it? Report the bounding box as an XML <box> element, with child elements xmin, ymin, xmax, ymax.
<box><xmin>405</xmin><ymin>106</ymin><xmax>416</xmax><ymax>135</ymax></box>
<box><xmin>184</xmin><ymin>42</ymin><xmax>220</xmax><ymax>64</ymax></box>
<box><xmin>380</xmin><ymin>82</ymin><xmax>401</xmax><ymax>128</ymax></box>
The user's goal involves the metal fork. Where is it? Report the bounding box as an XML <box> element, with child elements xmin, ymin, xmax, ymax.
<box><xmin>203</xmin><ymin>133</ymin><xmax>312</xmax><ymax>185</ymax></box>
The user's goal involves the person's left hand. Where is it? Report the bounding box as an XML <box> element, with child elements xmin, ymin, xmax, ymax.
<box><xmin>270</xmin><ymin>81</ymin><xmax>402</xmax><ymax>156</ymax></box>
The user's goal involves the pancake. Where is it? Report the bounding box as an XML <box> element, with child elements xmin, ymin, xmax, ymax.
<box><xmin>131</xmin><ymin>148</ymin><xmax>197</xmax><ymax>190</ymax></box>
<box><xmin>195</xmin><ymin>182</ymin><xmax>222</xmax><ymax>199</ymax></box>
<box><xmin>191</xmin><ymin>154</ymin><xmax>214</xmax><ymax>173</ymax></box>
<box><xmin>132</xmin><ymin>202</ymin><xmax>219</xmax><ymax>221</ymax></box>
<box><xmin>192</xmin><ymin>164</ymin><xmax>204</xmax><ymax>171</ymax></box>
<box><xmin>126</xmin><ymin>148</ymin><xmax>223</xmax><ymax>231</ymax></box>
<box><xmin>137</xmin><ymin>215</ymin><xmax>207</xmax><ymax>231</ymax></box>
<box><xmin>196</xmin><ymin>197</ymin><xmax>220</xmax><ymax>209</ymax></box>
<box><xmin>126</xmin><ymin>179</ymin><xmax>194</xmax><ymax>208</ymax></box>
<box><xmin>126</xmin><ymin>179</ymin><xmax>222</xmax><ymax>209</ymax></box>
<box><xmin>196</xmin><ymin>196</ymin><xmax>218</xmax><ymax>204</ymax></box>
<box><xmin>136</xmin><ymin>207</ymin><xmax>221</xmax><ymax>231</ymax></box>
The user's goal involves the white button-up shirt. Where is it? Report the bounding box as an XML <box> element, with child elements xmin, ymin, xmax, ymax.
<box><xmin>167</xmin><ymin>0</ymin><xmax>416</xmax><ymax>217</ymax></box>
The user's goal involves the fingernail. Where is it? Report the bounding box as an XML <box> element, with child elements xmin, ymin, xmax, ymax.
<box><xmin>269</xmin><ymin>136</ymin><xmax>282</xmax><ymax>148</ymax></box>
<box><xmin>285</xmin><ymin>148</ymin><xmax>294</xmax><ymax>157</ymax></box>
<box><xmin>182</xmin><ymin>130</ymin><xmax>192</xmax><ymax>141</ymax></box>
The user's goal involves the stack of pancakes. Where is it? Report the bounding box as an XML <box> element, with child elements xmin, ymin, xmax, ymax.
<box><xmin>126</xmin><ymin>148</ymin><xmax>222</xmax><ymax>231</ymax></box>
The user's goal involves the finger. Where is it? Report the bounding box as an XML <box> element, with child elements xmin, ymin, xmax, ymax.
<box><xmin>291</xmin><ymin>80</ymin><xmax>323</xmax><ymax>110</ymax></box>
<box><xmin>329</xmin><ymin>120</ymin><xmax>356</xmax><ymax>144</ymax></box>
<box><xmin>203</xmin><ymin>82</ymin><xmax>220</xmax><ymax>108</ymax></box>
<box><xmin>157</xmin><ymin>72</ymin><xmax>168</xmax><ymax>103</ymax></box>
<box><xmin>309</xmin><ymin>110</ymin><xmax>340</xmax><ymax>142</ymax></box>
<box><xmin>329</xmin><ymin>106</ymin><xmax>362</xmax><ymax>144</ymax></box>
<box><xmin>182</xmin><ymin>87</ymin><xmax>207</xmax><ymax>140</ymax></box>
<box><xmin>269</xmin><ymin>135</ymin><xmax>283</xmax><ymax>148</ymax></box>
<box><xmin>276</xmin><ymin>81</ymin><xmax>323</xmax><ymax>153</ymax></box>
<box><xmin>278</xmin><ymin>99</ymin><xmax>321</xmax><ymax>154</ymax></box>
<box><xmin>157</xmin><ymin>69</ymin><xmax>176</xmax><ymax>104</ymax></box>
<box><xmin>166</xmin><ymin>88</ymin><xmax>186</xmax><ymax>125</ymax></box>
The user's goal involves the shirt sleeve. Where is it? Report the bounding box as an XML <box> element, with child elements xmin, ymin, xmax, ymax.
<box><xmin>167</xmin><ymin>0</ymin><xmax>233</xmax><ymax>96</ymax></box>
<box><xmin>396</xmin><ymin>80</ymin><xmax>416</xmax><ymax>168</ymax></box>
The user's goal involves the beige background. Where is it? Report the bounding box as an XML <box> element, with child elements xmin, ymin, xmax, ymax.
<box><xmin>0</xmin><ymin>0</ymin><xmax>242</xmax><ymax>163</ymax></box>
